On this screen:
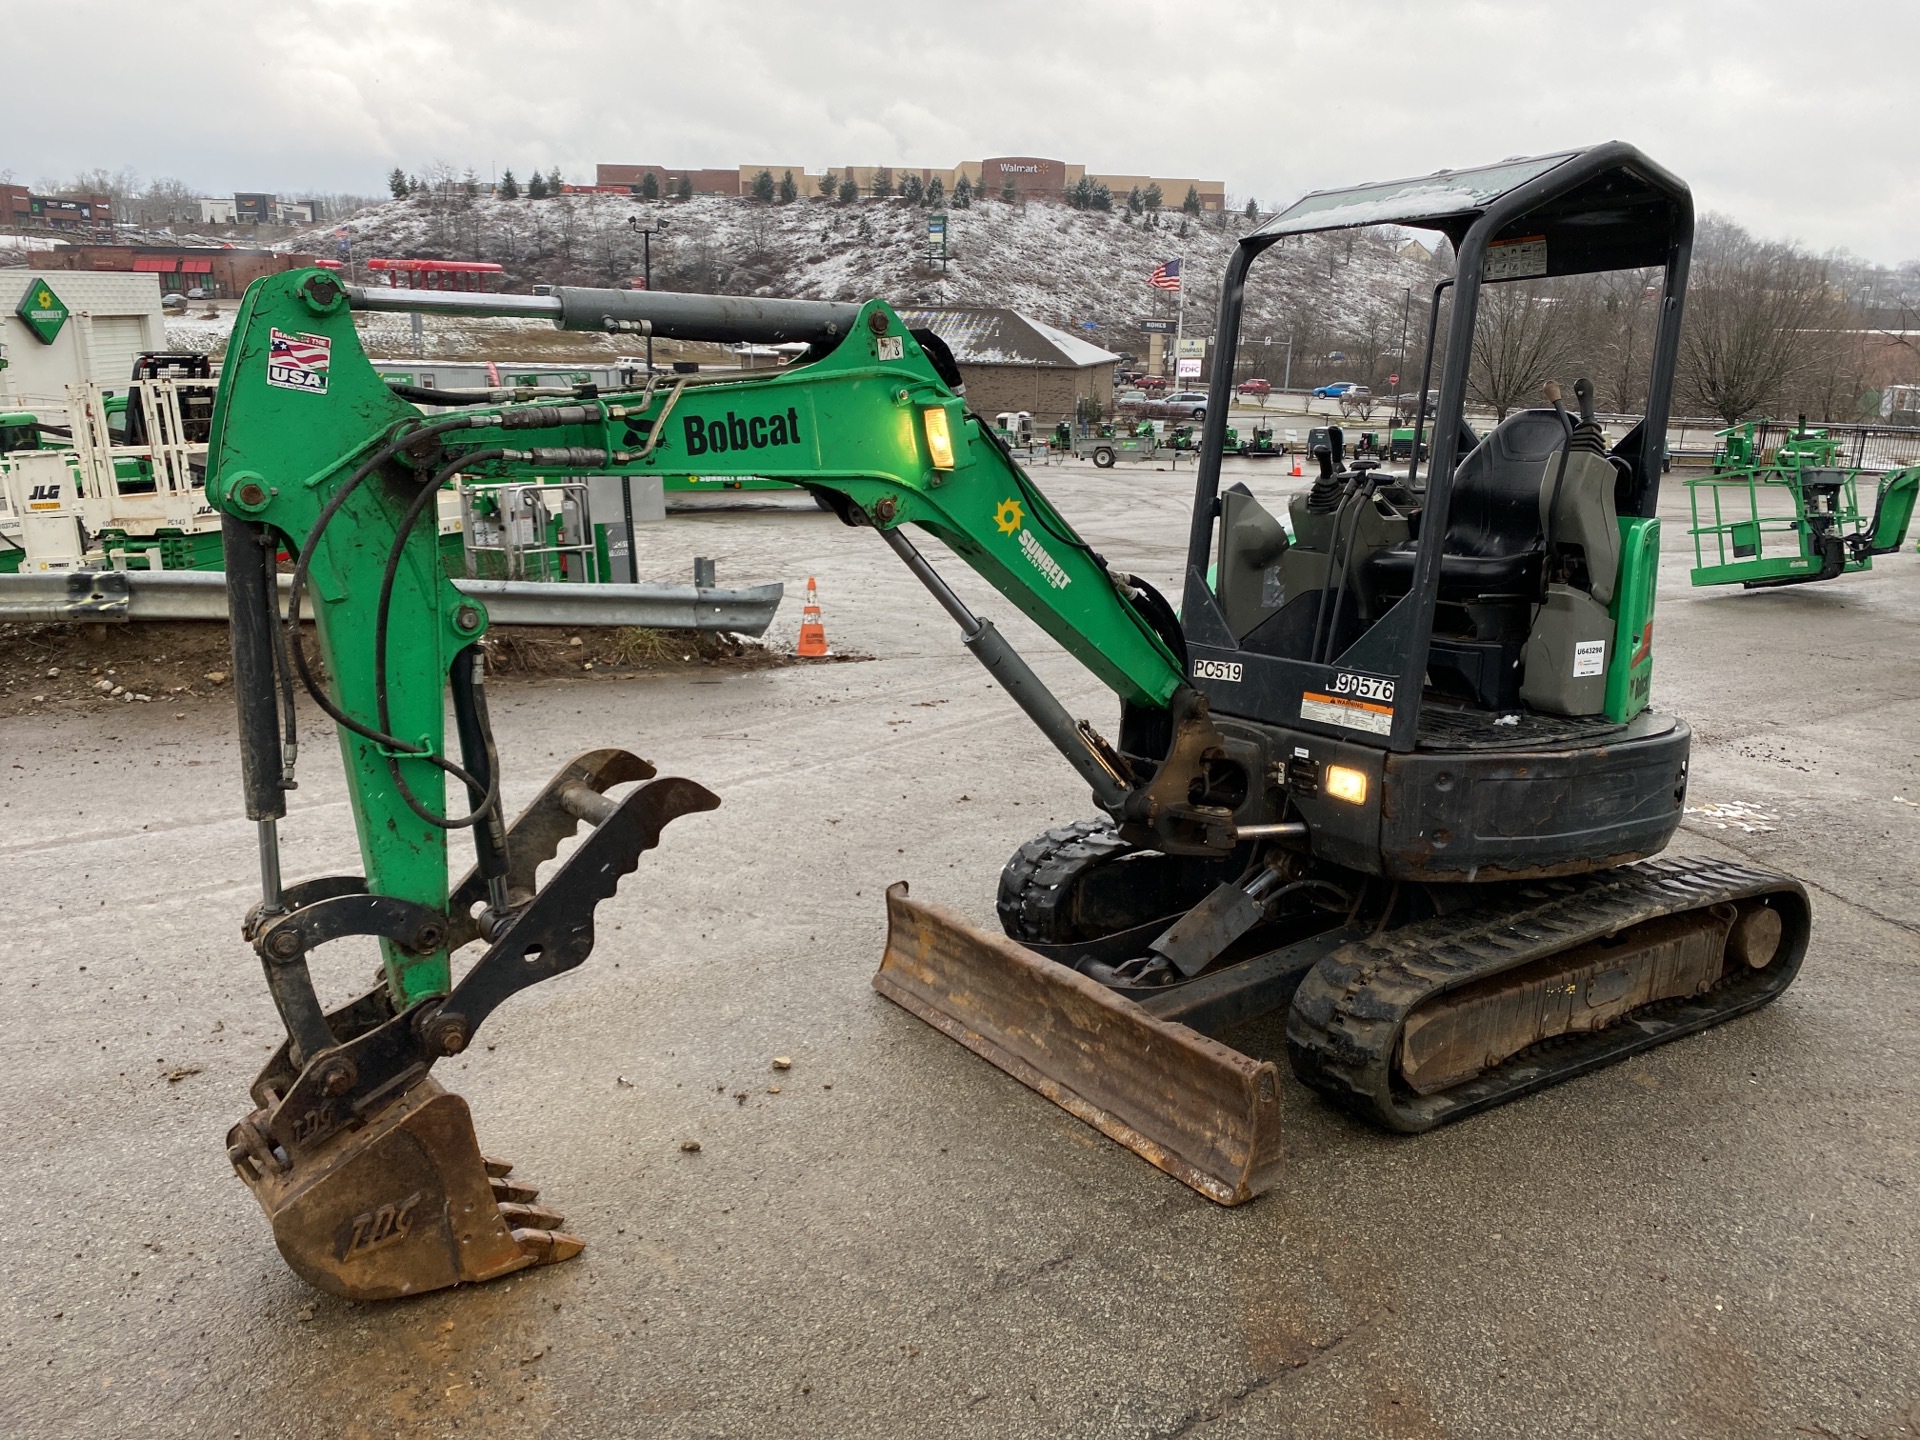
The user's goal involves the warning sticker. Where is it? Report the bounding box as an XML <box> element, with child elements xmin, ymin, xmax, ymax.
<box><xmin>1573</xmin><ymin>640</ymin><xmax>1606</xmax><ymax>678</ymax></box>
<box><xmin>1484</xmin><ymin>234</ymin><xmax>1547</xmax><ymax>281</ymax></box>
<box><xmin>266</xmin><ymin>328</ymin><xmax>331</xmax><ymax>394</ymax></box>
<box><xmin>1301</xmin><ymin>691</ymin><xmax>1393</xmax><ymax>736</ymax></box>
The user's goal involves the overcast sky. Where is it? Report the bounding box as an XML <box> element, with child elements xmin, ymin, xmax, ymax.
<box><xmin>8</xmin><ymin>0</ymin><xmax>1914</xmax><ymax>264</ymax></box>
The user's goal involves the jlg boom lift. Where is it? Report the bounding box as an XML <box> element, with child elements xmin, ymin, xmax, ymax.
<box><xmin>207</xmin><ymin>143</ymin><xmax>1809</xmax><ymax>1298</ymax></box>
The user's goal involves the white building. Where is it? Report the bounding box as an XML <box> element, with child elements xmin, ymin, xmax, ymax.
<box><xmin>0</xmin><ymin>271</ymin><xmax>169</xmax><ymax>412</ymax></box>
<box><xmin>198</xmin><ymin>197</ymin><xmax>238</xmax><ymax>224</ymax></box>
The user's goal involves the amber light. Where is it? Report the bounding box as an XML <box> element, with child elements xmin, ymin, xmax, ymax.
<box><xmin>1324</xmin><ymin>764</ymin><xmax>1368</xmax><ymax>805</ymax></box>
<box><xmin>923</xmin><ymin>406</ymin><xmax>956</xmax><ymax>469</ymax></box>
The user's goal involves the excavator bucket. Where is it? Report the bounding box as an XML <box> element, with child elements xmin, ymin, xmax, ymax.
<box><xmin>872</xmin><ymin>883</ymin><xmax>1284</xmax><ymax>1205</ymax></box>
<box><xmin>228</xmin><ymin>1077</ymin><xmax>582</xmax><ymax>1300</ymax></box>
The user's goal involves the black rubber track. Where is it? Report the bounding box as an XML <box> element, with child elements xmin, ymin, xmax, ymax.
<box><xmin>996</xmin><ymin>818</ymin><xmax>1132</xmax><ymax>944</ymax></box>
<box><xmin>1285</xmin><ymin>854</ymin><xmax>1811</xmax><ymax>1133</ymax></box>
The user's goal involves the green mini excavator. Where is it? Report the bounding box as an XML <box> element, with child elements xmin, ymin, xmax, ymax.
<box><xmin>207</xmin><ymin>142</ymin><xmax>1808</xmax><ymax>1298</ymax></box>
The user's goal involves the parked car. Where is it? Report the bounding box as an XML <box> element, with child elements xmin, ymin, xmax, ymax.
<box><xmin>1114</xmin><ymin>389</ymin><xmax>1150</xmax><ymax>409</ymax></box>
<box><xmin>1136</xmin><ymin>375</ymin><xmax>1169</xmax><ymax>392</ymax></box>
<box><xmin>1313</xmin><ymin>380</ymin><xmax>1360</xmax><ymax>398</ymax></box>
<box><xmin>1337</xmin><ymin>386</ymin><xmax>1375</xmax><ymax>418</ymax></box>
<box><xmin>1235</xmin><ymin>378</ymin><xmax>1272</xmax><ymax>397</ymax></box>
<box><xmin>1140</xmin><ymin>390</ymin><xmax>1209</xmax><ymax>421</ymax></box>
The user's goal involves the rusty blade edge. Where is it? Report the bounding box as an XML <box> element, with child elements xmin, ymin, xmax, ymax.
<box><xmin>872</xmin><ymin>885</ymin><xmax>1282</xmax><ymax>1206</ymax></box>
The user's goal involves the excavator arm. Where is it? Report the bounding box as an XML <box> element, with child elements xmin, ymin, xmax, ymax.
<box><xmin>205</xmin><ymin>270</ymin><xmax>1237</xmax><ymax>1297</ymax></box>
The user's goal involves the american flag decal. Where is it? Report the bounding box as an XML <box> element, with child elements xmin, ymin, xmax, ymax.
<box><xmin>266</xmin><ymin>328</ymin><xmax>331</xmax><ymax>394</ymax></box>
<box><xmin>1148</xmin><ymin>258</ymin><xmax>1182</xmax><ymax>291</ymax></box>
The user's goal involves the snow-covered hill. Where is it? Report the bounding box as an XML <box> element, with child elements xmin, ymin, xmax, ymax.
<box><xmin>294</xmin><ymin>191</ymin><xmax>1445</xmax><ymax>376</ymax></box>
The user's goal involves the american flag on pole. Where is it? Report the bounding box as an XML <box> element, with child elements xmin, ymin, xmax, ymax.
<box><xmin>1148</xmin><ymin>257</ymin><xmax>1182</xmax><ymax>291</ymax></box>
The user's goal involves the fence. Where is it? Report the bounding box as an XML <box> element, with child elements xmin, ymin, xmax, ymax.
<box><xmin>1664</xmin><ymin>417</ymin><xmax>1920</xmax><ymax>472</ymax></box>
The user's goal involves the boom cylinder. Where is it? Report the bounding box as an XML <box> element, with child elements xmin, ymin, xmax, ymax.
<box><xmin>879</xmin><ymin>525</ymin><xmax>1130</xmax><ymax>812</ymax></box>
<box><xmin>344</xmin><ymin>284</ymin><xmax>860</xmax><ymax>348</ymax></box>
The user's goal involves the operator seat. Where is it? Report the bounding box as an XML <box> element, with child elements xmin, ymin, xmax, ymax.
<box><xmin>1368</xmin><ymin>408</ymin><xmax>1569</xmax><ymax>600</ymax></box>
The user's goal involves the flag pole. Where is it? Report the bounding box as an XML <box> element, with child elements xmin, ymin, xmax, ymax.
<box><xmin>1173</xmin><ymin>257</ymin><xmax>1185</xmax><ymax>385</ymax></box>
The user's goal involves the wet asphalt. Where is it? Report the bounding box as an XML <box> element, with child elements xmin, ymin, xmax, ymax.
<box><xmin>1</xmin><ymin>456</ymin><xmax>1915</xmax><ymax>1439</ymax></box>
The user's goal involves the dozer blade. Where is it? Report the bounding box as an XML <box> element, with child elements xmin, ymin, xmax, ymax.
<box><xmin>228</xmin><ymin>1077</ymin><xmax>583</xmax><ymax>1301</ymax></box>
<box><xmin>873</xmin><ymin>882</ymin><xmax>1283</xmax><ymax>1205</ymax></box>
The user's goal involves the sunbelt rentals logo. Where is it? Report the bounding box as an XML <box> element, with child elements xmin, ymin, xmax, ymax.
<box><xmin>995</xmin><ymin>497</ymin><xmax>1071</xmax><ymax>591</ymax></box>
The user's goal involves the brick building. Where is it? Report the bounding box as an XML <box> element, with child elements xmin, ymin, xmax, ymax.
<box><xmin>895</xmin><ymin>307</ymin><xmax>1119</xmax><ymax>422</ymax></box>
<box><xmin>594</xmin><ymin>159</ymin><xmax>1226</xmax><ymax>209</ymax></box>
<box><xmin>1</xmin><ymin>185</ymin><xmax>114</xmax><ymax>232</ymax></box>
<box><xmin>594</xmin><ymin>164</ymin><xmax>746</xmax><ymax>197</ymax></box>
<box><xmin>29</xmin><ymin>245</ymin><xmax>322</xmax><ymax>299</ymax></box>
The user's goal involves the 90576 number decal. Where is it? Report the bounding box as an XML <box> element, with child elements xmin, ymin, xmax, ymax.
<box><xmin>1330</xmin><ymin>672</ymin><xmax>1394</xmax><ymax>703</ymax></box>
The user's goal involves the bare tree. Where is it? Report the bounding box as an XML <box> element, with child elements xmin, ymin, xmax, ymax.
<box><xmin>1679</xmin><ymin>217</ymin><xmax>1842</xmax><ymax>424</ymax></box>
<box><xmin>136</xmin><ymin>176</ymin><xmax>199</xmax><ymax>228</ymax></box>
<box><xmin>1469</xmin><ymin>280</ymin><xmax>1575</xmax><ymax>420</ymax></box>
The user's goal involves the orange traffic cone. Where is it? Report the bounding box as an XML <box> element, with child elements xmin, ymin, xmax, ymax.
<box><xmin>1290</xmin><ymin>454</ymin><xmax>1303</xmax><ymax>477</ymax></box>
<box><xmin>797</xmin><ymin>576</ymin><xmax>830</xmax><ymax>657</ymax></box>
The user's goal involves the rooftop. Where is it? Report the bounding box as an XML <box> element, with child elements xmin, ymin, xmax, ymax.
<box><xmin>896</xmin><ymin>306</ymin><xmax>1119</xmax><ymax>368</ymax></box>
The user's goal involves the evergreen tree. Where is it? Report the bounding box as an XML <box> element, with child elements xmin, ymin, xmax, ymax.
<box><xmin>498</xmin><ymin>168</ymin><xmax>519</xmax><ymax>200</ymax></box>
<box><xmin>837</xmin><ymin>176</ymin><xmax>858</xmax><ymax>204</ymax></box>
<box><xmin>1089</xmin><ymin>180</ymin><xmax>1112</xmax><ymax>212</ymax></box>
<box><xmin>638</xmin><ymin>171</ymin><xmax>659</xmax><ymax>200</ymax></box>
<box><xmin>898</xmin><ymin>173</ymin><xmax>923</xmax><ymax>203</ymax></box>
<box><xmin>952</xmin><ymin>173</ymin><xmax>972</xmax><ymax>208</ymax></box>
<box><xmin>751</xmin><ymin>169</ymin><xmax>776</xmax><ymax>202</ymax></box>
<box><xmin>1066</xmin><ymin>176</ymin><xmax>1091</xmax><ymax>209</ymax></box>
<box><xmin>1143</xmin><ymin>182</ymin><xmax>1162</xmax><ymax>213</ymax></box>
<box><xmin>548</xmin><ymin>167</ymin><xmax>564</xmax><ymax>194</ymax></box>
<box><xmin>1000</xmin><ymin>173</ymin><xmax>1017</xmax><ymax>203</ymax></box>
<box><xmin>1127</xmin><ymin>186</ymin><xmax>1144</xmax><ymax>215</ymax></box>
<box><xmin>925</xmin><ymin>176</ymin><xmax>944</xmax><ymax>207</ymax></box>
<box><xmin>388</xmin><ymin>167</ymin><xmax>409</xmax><ymax>200</ymax></box>
<box><xmin>1244</xmin><ymin>197</ymin><xmax>1258</xmax><ymax>221</ymax></box>
<box><xmin>818</xmin><ymin>170</ymin><xmax>838</xmax><ymax>198</ymax></box>
<box><xmin>526</xmin><ymin>170</ymin><xmax>548</xmax><ymax>200</ymax></box>
<box><xmin>871</xmin><ymin>168</ymin><xmax>894</xmax><ymax>199</ymax></box>
<box><xmin>677</xmin><ymin>175</ymin><xmax>693</xmax><ymax>200</ymax></box>
<box><xmin>779</xmin><ymin>169</ymin><xmax>798</xmax><ymax>204</ymax></box>
<box><xmin>1183</xmin><ymin>185</ymin><xmax>1202</xmax><ymax>215</ymax></box>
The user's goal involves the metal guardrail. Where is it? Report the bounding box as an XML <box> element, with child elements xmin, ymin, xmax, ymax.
<box><xmin>0</xmin><ymin>570</ymin><xmax>785</xmax><ymax>634</ymax></box>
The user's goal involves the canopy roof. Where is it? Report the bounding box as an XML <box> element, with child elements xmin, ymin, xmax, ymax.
<box><xmin>1251</xmin><ymin>142</ymin><xmax>1689</xmax><ymax>277</ymax></box>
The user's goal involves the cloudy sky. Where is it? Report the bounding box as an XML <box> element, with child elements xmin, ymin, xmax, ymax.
<box><xmin>8</xmin><ymin>0</ymin><xmax>1915</xmax><ymax>264</ymax></box>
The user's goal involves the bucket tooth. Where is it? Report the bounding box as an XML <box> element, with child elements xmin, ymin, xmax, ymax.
<box><xmin>227</xmin><ymin>1076</ymin><xmax>584</xmax><ymax>1300</ymax></box>
<box><xmin>497</xmin><ymin>1200</ymin><xmax>567</xmax><ymax>1230</ymax></box>
<box><xmin>872</xmin><ymin>881</ymin><xmax>1283</xmax><ymax>1205</ymax></box>
<box><xmin>481</xmin><ymin>1155</ymin><xmax>515</xmax><ymax>1178</ymax></box>
<box><xmin>510</xmin><ymin>1227</ymin><xmax>587</xmax><ymax>1265</ymax></box>
<box><xmin>490</xmin><ymin>1175</ymin><xmax>542</xmax><ymax>1205</ymax></box>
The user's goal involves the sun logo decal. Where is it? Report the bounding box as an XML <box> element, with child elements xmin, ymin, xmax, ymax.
<box><xmin>994</xmin><ymin>498</ymin><xmax>1025</xmax><ymax>535</ymax></box>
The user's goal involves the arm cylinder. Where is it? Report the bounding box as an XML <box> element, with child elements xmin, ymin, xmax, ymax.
<box><xmin>220</xmin><ymin>515</ymin><xmax>286</xmax><ymax>823</ymax></box>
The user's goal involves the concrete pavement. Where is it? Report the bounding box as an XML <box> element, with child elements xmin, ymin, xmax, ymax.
<box><xmin>1</xmin><ymin>459</ymin><xmax>1914</xmax><ymax>1439</ymax></box>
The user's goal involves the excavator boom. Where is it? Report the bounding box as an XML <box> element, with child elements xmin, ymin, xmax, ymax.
<box><xmin>207</xmin><ymin>270</ymin><xmax>1254</xmax><ymax>1295</ymax></box>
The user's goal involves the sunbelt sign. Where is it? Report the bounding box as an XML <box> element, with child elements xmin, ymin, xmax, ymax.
<box><xmin>15</xmin><ymin>278</ymin><xmax>69</xmax><ymax>345</ymax></box>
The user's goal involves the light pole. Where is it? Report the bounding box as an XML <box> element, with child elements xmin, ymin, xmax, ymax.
<box><xmin>1394</xmin><ymin>287</ymin><xmax>1413</xmax><ymax>409</ymax></box>
<box><xmin>627</xmin><ymin>217</ymin><xmax>667</xmax><ymax>373</ymax></box>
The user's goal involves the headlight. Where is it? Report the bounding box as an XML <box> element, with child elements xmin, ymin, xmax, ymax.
<box><xmin>922</xmin><ymin>406</ymin><xmax>956</xmax><ymax>469</ymax></box>
<box><xmin>1324</xmin><ymin>764</ymin><xmax>1368</xmax><ymax>805</ymax></box>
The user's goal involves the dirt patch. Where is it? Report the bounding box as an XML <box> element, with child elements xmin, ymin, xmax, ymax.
<box><xmin>0</xmin><ymin>621</ymin><xmax>866</xmax><ymax>720</ymax></box>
